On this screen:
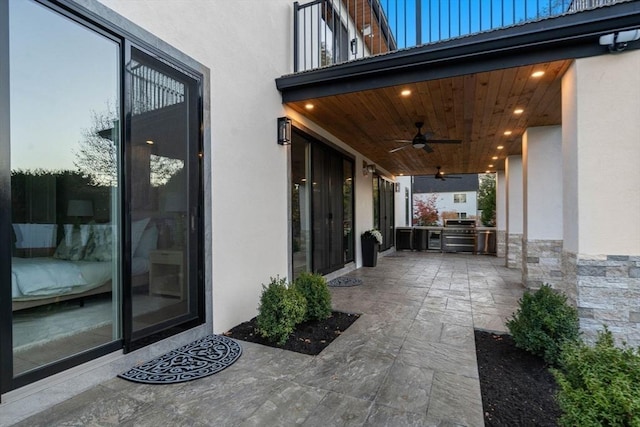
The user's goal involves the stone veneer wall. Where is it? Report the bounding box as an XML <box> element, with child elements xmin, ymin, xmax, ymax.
<box><xmin>563</xmin><ymin>251</ymin><xmax>640</xmax><ymax>347</ymax></box>
<box><xmin>496</xmin><ymin>230</ymin><xmax>507</xmax><ymax>258</ymax></box>
<box><xmin>523</xmin><ymin>240</ymin><xmax>563</xmax><ymax>290</ymax></box>
<box><xmin>506</xmin><ymin>233</ymin><xmax>522</xmax><ymax>269</ymax></box>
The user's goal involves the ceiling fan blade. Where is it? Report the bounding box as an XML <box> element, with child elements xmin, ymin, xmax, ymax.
<box><xmin>389</xmin><ymin>144</ymin><xmax>410</xmax><ymax>153</ymax></box>
<box><xmin>427</xmin><ymin>139</ymin><xmax>462</xmax><ymax>144</ymax></box>
<box><xmin>422</xmin><ymin>144</ymin><xmax>434</xmax><ymax>153</ymax></box>
<box><xmin>392</xmin><ymin>139</ymin><xmax>412</xmax><ymax>143</ymax></box>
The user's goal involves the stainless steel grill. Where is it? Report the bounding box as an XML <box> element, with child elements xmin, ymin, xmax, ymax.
<box><xmin>442</xmin><ymin>219</ymin><xmax>477</xmax><ymax>253</ymax></box>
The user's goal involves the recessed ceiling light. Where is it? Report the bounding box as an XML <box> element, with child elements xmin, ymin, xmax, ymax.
<box><xmin>531</xmin><ymin>70</ymin><xmax>545</xmax><ymax>78</ymax></box>
<box><xmin>400</xmin><ymin>89</ymin><xmax>411</xmax><ymax>97</ymax></box>
<box><xmin>305</xmin><ymin>103</ymin><xmax>314</xmax><ymax>110</ymax></box>
<box><xmin>503</xmin><ymin>130</ymin><xmax>512</xmax><ymax>136</ymax></box>
<box><xmin>398</xmin><ymin>173</ymin><xmax>404</xmax><ymax>176</ymax></box>
<box><xmin>146</xmin><ymin>140</ymin><xmax>154</xmax><ymax>145</ymax></box>
<box><xmin>488</xmin><ymin>164</ymin><xmax>494</xmax><ymax>168</ymax></box>
<box><xmin>514</xmin><ymin>108</ymin><xmax>524</xmax><ymax>115</ymax></box>
<box><xmin>497</xmin><ymin>145</ymin><xmax>504</xmax><ymax>150</ymax></box>
<box><xmin>492</xmin><ymin>156</ymin><xmax>498</xmax><ymax>160</ymax></box>
<box><xmin>485</xmin><ymin>170</ymin><xmax>491</xmax><ymax>173</ymax></box>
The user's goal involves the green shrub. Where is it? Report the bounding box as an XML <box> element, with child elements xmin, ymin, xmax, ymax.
<box><xmin>293</xmin><ymin>272</ymin><xmax>332</xmax><ymax>321</ymax></box>
<box><xmin>506</xmin><ymin>284</ymin><xmax>579</xmax><ymax>365</ymax></box>
<box><xmin>552</xmin><ymin>328</ymin><xmax>640</xmax><ymax>427</ymax></box>
<box><xmin>256</xmin><ymin>277</ymin><xmax>307</xmax><ymax>345</ymax></box>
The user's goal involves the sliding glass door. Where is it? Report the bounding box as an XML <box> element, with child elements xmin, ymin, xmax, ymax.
<box><xmin>0</xmin><ymin>0</ymin><xmax>204</xmax><ymax>392</ymax></box>
<box><xmin>125</xmin><ymin>46</ymin><xmax>202</xmax><ymax>349</ymax></box>
<box><xmin>376</xmin><ymin>176</ymin><xmax>395</xmax><ymax>251</ymax></box>
<box><xmin>291</xmin><ymin>130</ymin><xmax>354</xmax><ymax>277</ymax></box>
<box><xmin>5</xmin><ymin>0</ymin><xmax>121</xmax><ymax>382</ymax></box>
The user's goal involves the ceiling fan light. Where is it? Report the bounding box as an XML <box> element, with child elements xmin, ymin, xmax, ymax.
<box><xmin>413</xmin><ymin>142</ymin><xmax>425</xmax><ymax>149</ymax></box>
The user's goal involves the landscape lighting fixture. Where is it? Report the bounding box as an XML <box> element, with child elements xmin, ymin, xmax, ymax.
<box><xmin>277</xmin><ymin>117</ymin><xmax>292</xmax><ymax>145</ymax></box>
<box><xmin>363</xmin><ymin>163</ymin><xmax>376</xmax><ymax>176</ymax></box>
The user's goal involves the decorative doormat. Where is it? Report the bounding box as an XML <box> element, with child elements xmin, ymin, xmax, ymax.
<box><xmin>118</xmin><ymin>334</ymin><xmax>242</xmax><ymax>384</ymax></box>
<box><xmin>328</xmin><ymin>277</ymin><xmax>363</xmax><ymax>287</ymax></box>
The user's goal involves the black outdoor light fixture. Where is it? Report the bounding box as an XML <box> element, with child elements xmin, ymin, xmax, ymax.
<box><xmin>277</xmin><ymin>117</ymin><xmax>292</xmax><ymax>145</ymax></box>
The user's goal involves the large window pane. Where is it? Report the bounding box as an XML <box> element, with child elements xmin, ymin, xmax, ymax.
<box><xmin>343</xmin><ymin>159</ymin><xmax>354</xmax><ymax>263</ymax></box>
<box><xmin>291</xmin><ymin>134</ymin><xmax>311</xmax><ymax>279</ymax></box>
<box><xmin>129</xmin><ymin>47</ymin><xmax>197</xmax><ymax>336</ymax></box>
<box><xmin>9</xmin><ymin>0</ymin><xmax>120</xmax><ymax>375</ymax></box>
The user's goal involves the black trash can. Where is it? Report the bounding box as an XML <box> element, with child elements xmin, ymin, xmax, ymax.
<box><xmin>395</xmin><ymin>227</ymin><xmax>413</xmax><ymax>250</ymax></box>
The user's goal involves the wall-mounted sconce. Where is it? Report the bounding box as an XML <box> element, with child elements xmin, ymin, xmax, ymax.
<box><xmin>363</xmin><ymin>162</ymin><xmax>376</xmax><ymax>176</ymax></box>
<box><xmin>277</xmin><ymin>117</ymin><xmax>292</xmax><ymax>145</ymax></box>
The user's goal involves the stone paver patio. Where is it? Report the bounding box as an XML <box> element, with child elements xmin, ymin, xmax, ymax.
<box><xmin>7</xmin><ymin>252</ymin><xmax>524</xmax><ymax>426</ymax></box>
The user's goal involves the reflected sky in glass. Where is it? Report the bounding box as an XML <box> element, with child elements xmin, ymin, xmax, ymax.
<box><xmin>9</xmin><ymin>0</ymin><xmax>119</xmax><ymax>171</ymax></box>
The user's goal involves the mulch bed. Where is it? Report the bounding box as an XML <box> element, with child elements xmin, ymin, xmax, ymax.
<box><xmin>223</xmin><ymin>311</ymin><xmax>360</xmax><ymax>356</ymax></box>
<box><xmin>475</xmin><ymin>330</ymin><xmax>562</xmax><ymax>426</ymax></box>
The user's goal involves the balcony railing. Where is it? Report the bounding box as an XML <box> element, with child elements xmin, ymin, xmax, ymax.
<box><xmin>129</xmin><ymin>61</ymin><xmax>185</xmax><ymax>115</ymax></box>
<box><xmin>294</xmin><ymin>0</ymin><xmax>630</xmax><ymax>72</ymax></box>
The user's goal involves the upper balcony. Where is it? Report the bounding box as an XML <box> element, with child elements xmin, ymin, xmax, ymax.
<box><xmin>294</xmin><ymin>0</ymin><xmax>628</xmax><ymax>72</ymax></box>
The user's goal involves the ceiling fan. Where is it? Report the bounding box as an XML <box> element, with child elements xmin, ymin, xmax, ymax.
<box><xmin>389</xmin><ymin>121</ymin><xmax>461</xmax><ymax>153</ymax></box>
<box><xmin>435</xmin><ymin>166</ymin><xmax>461</xmax><ymax>181</ymax></box>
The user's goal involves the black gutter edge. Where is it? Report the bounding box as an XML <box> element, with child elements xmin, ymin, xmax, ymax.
<box><xmin>276</xmin><ymin>1</ymin><xmax>640</xmax><ymax>101</ymax></box>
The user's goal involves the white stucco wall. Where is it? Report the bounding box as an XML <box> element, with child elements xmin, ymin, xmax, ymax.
<box><xmin>563</xmin><ymin>52</ymin><xmax>640</xmax><ymax>255</ymax></box>
<box><xmin>522</xmin><ymin>126</ymin><xmax>563</xmax><ymax>240</ymax></box>
<box><xmin>395</xmin><ymin>176</ymin><xmax>412</xmax><ymax>227</ymax></box>
<box><xmin>505</xmin><ymin>155</ymin><xmax>523</xmax><ymax>234</ymax></box>
<box><xmin>496</xmin><ymin>170</ymin><xmax>507</xmax><ymax>231</ymax></box>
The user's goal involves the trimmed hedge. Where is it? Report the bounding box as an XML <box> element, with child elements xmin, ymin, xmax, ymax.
<box><xmin>553</xmin><ymin>328</ymin><xmax>640</xmax><ymax>427</ymax></box>
<box><xmin>293</xmin><ymin>272</ymin><xmax>332</xmax><ymax>321</ymax></box>
<box><xmin>506</xmin><ymin>284</ymin><xmax>580</xmax><ymax>365</ymax></box>
<box><xmin>256</xmin><ymin>277</ymin><xmax>306</xmax><ymax>345</ymax></box>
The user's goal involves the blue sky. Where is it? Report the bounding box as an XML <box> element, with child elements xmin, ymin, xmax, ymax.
<box><xmin>381</xmin><ymin>0</ymin><xmax>571</xmax><ymax>48</ymax></box>
<box><xmin>10</xmin><ymin>0</ymin><xmax>118</xmax><ymax>171</ymax></box>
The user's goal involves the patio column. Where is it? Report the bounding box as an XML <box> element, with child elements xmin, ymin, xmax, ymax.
<box><xmin>562</xmin><ymin>50</ymin><xmax>640</xmax><ymax>346</ymax></box>
<box><xmin>495</xmin><ymin>170</ymin><xmax>507</xmax><ymax>258</ymax></box>
<box><xmin>505</xmin><ymin>155</ymin><xmax>523</xmax><ymax>269</ymax></box>
<box><xmin>522</xmin><ymin>126</ymin><xmax>563</xmax><ymax>290</ymax></box>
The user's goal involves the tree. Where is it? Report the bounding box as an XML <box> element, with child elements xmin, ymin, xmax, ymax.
<box><xmin>477</xmin><ymin>174</ymin><xmax>496</xmax><ymax>226</ymax></box>
<box><xmin>413</xmin><ymin>194</ymin><xmax>439</xmax><ymax>226</ymax></box>
<box><xmin>75</xmin><ymin>106</ymin><xmax>184</xmax><ymax>188</ymax></box>
<box><xmin>74</xmin><ymin>109</ymin><xmax>118</xmax><ymax>187</ymax></box>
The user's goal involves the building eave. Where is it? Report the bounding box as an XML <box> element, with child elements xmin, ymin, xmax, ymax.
<box><xmin>277</xmin><ymin>1</ymin><xmax>640</xmax><ymax>102</ymax></box>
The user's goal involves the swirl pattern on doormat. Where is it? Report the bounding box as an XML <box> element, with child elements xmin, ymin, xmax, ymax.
<box><xmin>119</xmin><ymin>334</ymin><xmax>242</xmax><ymax>384</ymax></box>
<box><xmin>328</xmin><ymin>277</ymin><xmax>363</xmax><ymax>287</ymax></box>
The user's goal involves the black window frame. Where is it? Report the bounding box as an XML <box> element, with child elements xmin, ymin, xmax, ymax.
<box><xmin>0</xmin><ymin>0</ymin><xmax>205</xmax><ymax>394</ymax></box>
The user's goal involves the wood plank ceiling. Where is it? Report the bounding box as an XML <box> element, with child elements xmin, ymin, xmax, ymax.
<box><xmin>285</xmin><ymin>59</ymin><xmax>571</xmax><ymax>176</ymax></box>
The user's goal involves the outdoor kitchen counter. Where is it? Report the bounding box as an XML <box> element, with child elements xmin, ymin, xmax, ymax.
<box><xmin>396</xmin><ymin>226</ymin><xmax>497</xmax><ymax>254</ymax></box>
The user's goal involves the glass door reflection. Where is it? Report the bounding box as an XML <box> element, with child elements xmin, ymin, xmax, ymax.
<box><xmin>128</xmin><ymin>46</ymin><xmax>199</xmax><ymax>341</ymax></box>
<box><xmin>9</xmin><ymin>0</ymin><xmax>121</xmax><ymax>375</ymax></box>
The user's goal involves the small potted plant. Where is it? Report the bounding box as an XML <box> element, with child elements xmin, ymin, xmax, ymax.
<box><xmin>361</xmin><ymin>229</ymin><xmax>383</xmax><ymax>267</ymax></box>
